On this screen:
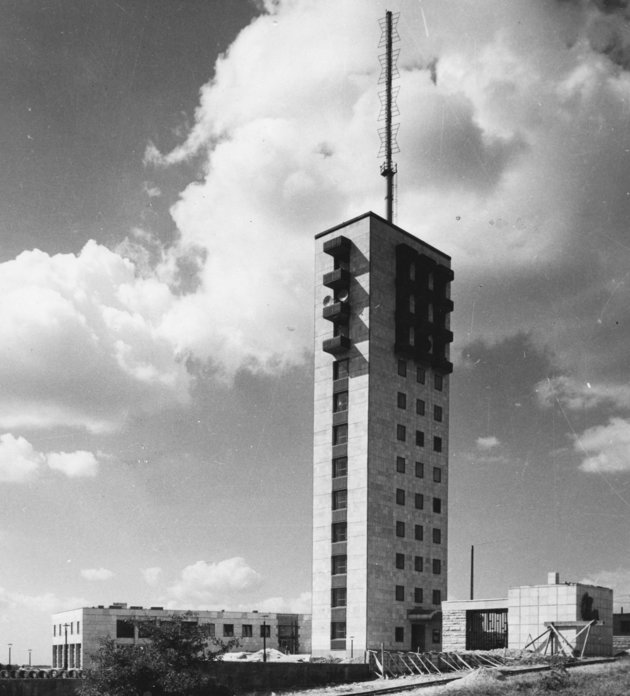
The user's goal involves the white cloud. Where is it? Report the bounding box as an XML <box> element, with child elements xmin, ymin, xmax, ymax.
<box><xmin>249</xmin><ymin>591</ymin><xmax>311</xmax><ymax>615</ymax></box>
<box><xmin>476</xmin><ymin>436</ymin><xmax>500</xmax><ymax>450</ymax></box>
<box><xmin>46</xmin><ymin>451</ymin><xmax>99</xmax><ymax>478</ymax></box>
<box><xmin>0</xmin><ymin>433</ymin><xmax>101</xmax><ymax>483</ymax></box>
<box><xmin>0</xmin><ymin>242</ymin><xmax>190</xmax><ymax>432</ymax></box>
<box><xmin>0</xmin><ymin>586</ymin><xmax>88</xmax><ymax>613</ymax></box>
<box><xmin>81</xmin><ymin>568</ymin><xmax>114</xmax><ymax>581</ymax></box>
<box><xmin>142</xmin><ymin>567</ymin><xmax>163</xmax><ymax>586</ymax></box>
<box><xmin>0</xmin><ymin>433</ymin><xmax>43</xmax><ymax>483</ymax></box>
<box><xmin>166</xmin><ymin>557</ymin><xmax>263</xmax><ymax>607</ymax></box>
<box><xmin>574</xmin><ymin>417</ymin><xmax>630</xmax><ymax>473</ymax></box>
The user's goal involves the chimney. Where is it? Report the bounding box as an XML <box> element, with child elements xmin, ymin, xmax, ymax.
<box><xmin>548</xmin><ymin>572</ymin><xmax>560</xmax><ymax>585</ymax></box>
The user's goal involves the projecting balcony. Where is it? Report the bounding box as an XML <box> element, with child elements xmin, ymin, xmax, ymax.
<box><xmin>433</xmin><ymin>327</ymin><xmax>454</xmax><ymax>344</ymax></box>
<box><xmin>434</xmin><ymin>296</ymin><xmax>454</xmax><ymax>313</ymax></box>
<box><xmin>323</xmin><ymin>235</ymin><xmax>351</xmax><ymax>259</ymax></box>
<box><xmin>432</xmin><ymin>358</ymin><xmax>454</xmax><ymax>375</ymax></box>
<box><xmin>323</xmin><ymin>268</ymin><xmax>350</xmax><ymax>291</ymax></box>
<box><xmin>323</xmin><ymin>335</ymin><xmax>351</xmax><ymax>355</ymax></box>
<box><xmin>323</xmin><ymin>301</ymin><xmax>350</xmax><ymax>324</ymax></box>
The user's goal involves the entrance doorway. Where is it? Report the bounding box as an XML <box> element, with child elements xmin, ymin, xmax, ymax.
<box><xmin>411</xmin><ymin>624</ymin><xmax>425</xmax><ymax>652</ymax></box>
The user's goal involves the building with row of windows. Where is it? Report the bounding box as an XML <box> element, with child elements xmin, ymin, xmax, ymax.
<box><xmin>312</xmin><ymin>212</ymin><xmax>453</xmax><ymax>656</ymax></box>
<box><xmin>51</xmin><ymin>604</ymin><xmax>311</xmax><ymax>669</ymax></box>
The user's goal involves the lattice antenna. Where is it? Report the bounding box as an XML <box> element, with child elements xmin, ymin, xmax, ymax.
<box><xmin>378</xmin><ymin>10</ymin><xmax>400</xmax><ymax>223</ymax></box>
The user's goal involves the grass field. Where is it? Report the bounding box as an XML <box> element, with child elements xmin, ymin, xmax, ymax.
<box><xmin>441</xmin><ymin>659</ymin><xmax>630</xmax><ymax>696</ymax></box>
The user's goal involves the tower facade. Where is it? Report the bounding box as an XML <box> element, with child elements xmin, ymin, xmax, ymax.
<box><xmin>312</xmin><ymin>212</ymin><xmax>453</xmax><ymax>656</ymax></box>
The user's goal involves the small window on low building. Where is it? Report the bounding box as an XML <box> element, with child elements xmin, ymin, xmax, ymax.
<box><xmin>223</xmin><ymin>624</ymin><xmax>234</xmax><ymax>637</ymax></box>
<box><xmin>260</xmin><ymin>624</ymin><xmax>271</xmax><ymax>638</ymax></box>
<box><xmin>242</xmin><ymin>625</ymin><xmax>253</xmax><ymax>638</ymax></box>
<box><xmin>116</xmin><ymin>620</ymin><xmax>134</xmax><ymax>639</ymax></box>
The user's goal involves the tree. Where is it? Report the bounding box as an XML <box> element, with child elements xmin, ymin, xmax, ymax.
<box><xmin>80</xmin><ymin>614</ymin><xmax>236</xmax><ymax>696</ymax></box>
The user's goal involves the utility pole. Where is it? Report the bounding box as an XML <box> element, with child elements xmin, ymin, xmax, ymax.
<box><xmin>470</xmin><ymin>545</ymin><xmax>474</xmax><ymax>600</ymax></box>
<box><xmin>7</xmin><ymin>643</ymin><xmax>12</xmax><ymax>667</ymax></box>
<box><xmin>262</xmin><ymin>621</ymin><xmax>267</xmax><ymax>663</ymax></box>
<box><xmin>28</xmin><ymin>649</ymin><xmax>32</xmax><ymax>667</ymax></box>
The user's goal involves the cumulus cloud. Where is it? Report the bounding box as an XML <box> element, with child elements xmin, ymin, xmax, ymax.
<box><xmin>477</xmin><ymin>436</ymin><xmax>500</xmax><ymax>450</ymax></box>
<box><xmin>0</xmin><ymin>433</ymin><xmax>43</xmax><ymax>483</ymax></box>
<box><xmin>0</xmin><ymin>433</ymin><xmax>101</xmax><ymax>482</ymax></box>
<box><xmin>248</xmin><ymin>591</ymin><xmax>311</xmax><ymax>614</ymax></box>
<box><xmin>81</xmin><ymin>568</ymin><xmax>114</xmax><ymax>581</ymax></box>
<box><xmin>574</xmin><ymin>417</ymin><xmax>630</xmax><ymax>472</ymax></box>
<box><xmin>0</xmin><ymin>242</ymin><xmax>190</xmax><ymax>433</ymax></box>
<box><xmin>46</xmin><ymin>451</ymin><xmax>99</xmax><ymax>478</ymax></box>
<box><xmin>0</xmin><ymin>586</ymin><xmax>88</xmax><ymax>613</ymax></box>
<box><xmin>142</xmin><ymin>567</ymin><xmax>163</xmax><ymax>586</ymax></box>
<box><xmin>166</xmin><ymin>557</ymin><xmax>263</xmax><ymax>607</ymax></box>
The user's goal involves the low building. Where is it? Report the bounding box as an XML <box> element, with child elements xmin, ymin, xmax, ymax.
<box><xmin>51</xmin><ymin>604</ymin><xmax>311</xmax><ymax>669</ymax></box>
<box><xmin>612</xmin><ymin>611</ymin><xmax>630</xmax><ymax>652</ymax></box>
<box><xmin>443</xmin><ymin>572</ymin><xmax>613</xmax><ymax>658</ymax></box>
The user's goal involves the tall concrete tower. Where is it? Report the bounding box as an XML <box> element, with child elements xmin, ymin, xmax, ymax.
<box><xmin>311</xmin><ymin>211</ymin><xmax>453</xmax><ymax>656</ymax></box>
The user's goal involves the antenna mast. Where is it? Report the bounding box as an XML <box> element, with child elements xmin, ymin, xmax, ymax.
<box><xmin>378</xmin><ymin>10</ymin><xmax>400</xmax><ymax>223</ymax></box>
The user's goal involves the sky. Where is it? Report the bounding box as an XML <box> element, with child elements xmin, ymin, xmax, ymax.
<box><xmin>2</xmin><ymin>0</ymin><xmax>630</xmax><ymax>664</ymax></box>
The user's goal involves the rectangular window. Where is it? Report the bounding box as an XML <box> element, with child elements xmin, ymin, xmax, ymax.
<box><xmin>395</xmin><ymin>488</ymin><xmax>405</xmax><ymax>505</ymax></box>
<box><xmin>395</xmin><ymin>553</ymin><xmax>405</xmax><ymax>569</ymax></box>
<box><xmin>433</xmin><ymin>467</ymin><xmax>442</xmax><ymax>483</ymax></box>
<box><xmin>417</xmin><ymin>367</ymin><xmax>426</xmax><ymax>384</ymax></box>
<box><xmin>397</xmin><ymin>392</ymin><xmax>407</xmax><ymax>409</ymax></box>
<box><xmin>333</xmin><ymin>424</ymin><xmax>348</xmax><ymax>445</ymax></box>
<box><xmin>409</xmin><ymin>295</ymin><xmax>415</xmax><ymax>314</ymax></box>
<box><xmin>332</xmin><ymin>555</ymin><xmax>347</xmax><ymax>575</ymax></box>
<box><xmin>433</xmin><ymin>436</ymin><xmax>442</xmax><ymax>453</ymax></box>
<box><xmin>395</xmin><ymin>585</ymin><xmax>405</xmax><ymax>601</ymax></box>
<box><xmin>415</xmin><ymin>461</ymin><xmax>424</xmax><ymax>478</ymax></box>
<box><xmin>333</xmin><ymin>391</ymin><xmax>348</xmax><ymax>413</ymax></box>
<box><xmin>396</xmin><ymin>521</ymin><xmax>405</xmax><ymax>538</ymax></box>
<box><xmin>433</xmin><ymin>559</ymin><xmax>442</xmax><ymax>574</ymax></box>
<box><xmin>331</xmin><ymin>587</ymin><xmax>347</xmax><ymax>607</ymax></box>
<box><xmin>433</xmin><ymin>497</ymin><xmax>442</xmax><ymax>514</ymax></box>
<box><xmin>398</xmin><ymin>359</ymin><xmax>407</xmax><ymax>377</ymax></box>
<box><xmin>396</xmin><ymin>456</ymin><xmax>406</xmax><ymax>473</ymax></box>
<box><xmin>332</xmin><ymin>489</ymin><xmax>347</xmax><ymax>510</ymax></box>
<box><xmin>415</xmin><ymin>493</ymin><xmax>424</xmax><ymax>510</ymax></box>
<box><xmin>223</xmin><ymin>624</ymin><xmax>234</xmax><ymax>637</ymax></box>
<box><xmin>116</xmin><ymin>620</ymin><xmax>134</xmax><ymax>639</ymax></box>
<box><xmin>53</xmin><ymin>626</ymin><xmax>56</xmax><ymax>637</ymax></box>
<box><xmin>432</xmin><ymin>629</ymin><xmax>441</xmax><ymax>643</ymax></box>
<box><xmin>242</xmin><ymin>624</ymin><xmax>253</xmax><ymax>638</ymax></box>
<box><xmin>333</xmin><ymin>359</ymin><xmax>349</xmax><ymax>380</ymax></box>
<box><xmin>208</xmin><ymin>624</ymin><xmax>216</xmax><ymax>637</ymax></box>
<box><xmin>415</xmin><ymin>524</ymin><xmax>424</xmax><ymax>541</ymax></box>
<box><xmin>408</xmin><ymin>326</ymin><xmax>415</xmax><ymax>346</ymax></box>
<box><xmin>434</xmin><ymin>374</ymin><xmax>443</xmax><ymax>391</ymax></box>
<box><xmin>434</xmin><ymin>405</ymin><xmax>443</xmax><ymax>422</ymax></box>
<box><xmin>332</xmin><ymin>522</ymin><xmax>347</xmax><ymax>542</ymax></box>
<box><xmin>432</xmin><ymin>590</ymin><xmax>442</xmax><ymax>605</ymax></box>
<box><xmin>331</xmin><ymin>622</ymin><xmax>346</xmax><ymax>639</ymax></box>
<box><xmin>395</xmin><ymin>627</ymin><xmax>404</xmax><ymax>643</ymax></box>
<box><xmin>414</xmin><ymin>556</ymin><xmax>424</xmax><ymax>572</ymax></box>
<box><xmin>77</xmin><ymin>621</ymin><xmax>80</xmax><ymax>635</ymax></box>
<box><xmin>397</xmin><ymin>424</ymin><xmax>406</xmax><ymax>441</ymax></box>
<box><xmin>260</xmin><ymin>624</ymin><xmax>271</xmax><ymax>638</ymax></box>
<box><xmin>416</xmin><ymin>431</ymin><xmax>424</xmax><ymax>447</ymax></box>
<box><xmin>416</xmin><ymin>399</ymin><xmax>425</xmax><ymax>416</ymax></box>
<box><xmin>414</xmin><ymin>587</ymin><xmax>424</xmax><ymax>604</ymax></box>
<box><xmin>433</xmin><ymin>528</ymin><xmax>442</xmax><ymax>544</ymax></box>
<box><xmin>70</xmin><ymin>623</ymin><xmax>73</xmax><ymax>635</ymax></box>
<box><xmin>332</xmin><ymin>457</ymin><xmax>348</xmax><ymax>478</ymax></box>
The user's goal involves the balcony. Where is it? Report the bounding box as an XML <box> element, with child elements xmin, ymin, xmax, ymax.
<box><xmin>323</xmin><ymin>301</ymin><xmax>350</xmax><ymax>324</ymax></box>
<box><xmin>323</xmin><ymin>268</ymin><xmax>350</xmax><ymax>291</ymax></box>
<box><xmin>323</xmin><ymin>235</ymin><xmax>351</xmax><ymax>259</ymax></box>
<box><xmin>323</xmin><ymin>335</ymin><xmax>351</xmax><ymax>355</ymax></box>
